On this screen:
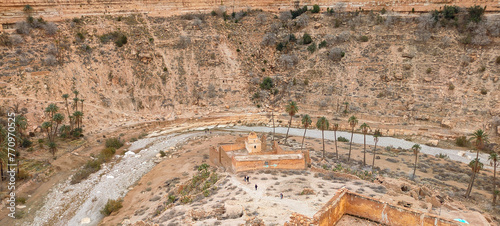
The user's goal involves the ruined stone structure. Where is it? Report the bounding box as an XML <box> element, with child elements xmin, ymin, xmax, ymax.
<box><xmin>1</xmin><ymin>0</ymin><xmax>498</xmax><ymax>24</ymax></box>
<box><xmin>209</xmin><ymin>132</ymin><xmax>310</xmax><ymax>172</ymax></box>
<box><xmin>286</xmin><ymin>188</ymin><xmax>465</xmax><ymax>226</ymax></box>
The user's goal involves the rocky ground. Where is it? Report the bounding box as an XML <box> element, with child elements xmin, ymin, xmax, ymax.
<box><xmin>99</xmin><ymin>131</ymin><xmax>498</xmax><ymax>225</ymax></box>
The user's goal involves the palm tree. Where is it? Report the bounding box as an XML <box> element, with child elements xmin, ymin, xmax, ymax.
<box><xmin>48</xmin><ymin>142</ymin><xmax>57</xmax><ymax>158</ymax></box>
<box><xmin>41</xmin><ymin>121</ymin><xmax>52</xmax><ymax>142</ymax></box>
<box><xmin>412</xmin><ymin>144</ymin><xmax>421</xmax><ymax>180</ymax></box>
<box><xmin>316</xmin><ymin>117</ymin><xmax>329</xmax><ymax>160</ymax></box>
<box><xmin>372</xmin><ymin>129</ymin><xmax>381</xmax><ymax>173</ymax></box>
<box><xmin>73</xmin><ymin>111</ymin><xmax>83</xmax><ymax>129</ymax></box>
<box><xmin>285</xmin><ymin>101</ymin><xmax>299</xmax><ymax>144</ymax></box>
<box><xmin>301</xmin><ymin>114</ymin><xmax>312</xmax><ymax>149</ymax></box>
<box><xmin>466</xmin><ymin>129</ymin><xmax>488</xmax><ymax>198</ymax></box>
<box><xmin>45</xmin><ymin>104</ymin><xmax>59</xmax><ymax>141</ymax></box>
<box><xmin>489</xmin><ymin>152</ymin><xmax>498</xmax><ymax>205</ymax></box>
<box><xmin>73</xmin><ymin>97</ymin><xmax>79</xmax><ymax>112</ymax></box>
<box><xmin>347</xmin><ymin>115</ymin><xmax>358</xmax><ymax>162</ymax></box>
<box><xmin>52</xmin><ymin>113</ymin><xmax>64</xmax><ymax>138</ymax></box>
<box><xmin>62</xmin><ymin>94</ymin><xmax>72</xmax><ymax>129</ymax></box>
<box><xmin>80</xmin><ymin>99</ymin><xmax>85</xmax><ymax>113</ymax></box>
<box><xmin>15</xmin><ymin>115</ymin><xmax>27</xmax><ymax>139</ymax></box>
<box><xmin>332</xmin><ymin>123</ymin><xmax>339</xmax><ymax>159</ymax></box>
<box><xmin>360</xmin><ymin>123</ymin><xmax>370</xmax><ymax>166</ymax></box>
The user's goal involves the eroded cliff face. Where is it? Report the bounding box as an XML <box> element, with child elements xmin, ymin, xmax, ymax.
<box><xmin>1</xmin><ymin>0</ymin><xmax>499</xmax><ymax>24</ymax></box>
<box><xmin>0</xmin><ymin>9</ymin><xmax>499</xmax><ymax>139</ymax></box>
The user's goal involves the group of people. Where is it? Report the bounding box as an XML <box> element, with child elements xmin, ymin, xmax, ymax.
<box><xmin>243</xmin><ymin>175</ymin><xmax>284</xmax><ymax>199</ymax></box>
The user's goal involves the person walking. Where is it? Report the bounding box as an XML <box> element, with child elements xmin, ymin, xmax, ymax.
<box><xmin>247</xmin><ymin>176</ymin><xmax>250</xmax><ymax>183</ymax></box>
<box><xmin>243</xmin><ymin>175</ymin><xmax>247</xmax><ymax>182</ymax></box>
<box><xmin>255</xmin><ymin>184</ymin><xmax>258</xmax><ymax>190</ymax></box>
<box><xmin>280</xmin><ymin>193</ymin><xmax>283</xmax><ymax>199</ymax></box>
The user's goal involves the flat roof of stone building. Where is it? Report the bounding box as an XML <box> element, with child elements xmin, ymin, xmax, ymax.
<box><xmin>233</xmin><ymin>153</ymin><xmax>303</xmax><ymax>161</ymax></box>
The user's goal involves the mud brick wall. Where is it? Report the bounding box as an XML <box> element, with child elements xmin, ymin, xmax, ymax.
<box><xmin>209</xmin><ymin>145</ymin><xmax>239</xmax><ymax>171</ymax></box>
<box><xmin>312</xmin><ymin>188</ymin><xmax>461</xmax><ymax>226</ymax></box>
<box><xmin>232</xmin><ymin>157</ymin><xmax>306</xmax><ymax>172</ymax></box>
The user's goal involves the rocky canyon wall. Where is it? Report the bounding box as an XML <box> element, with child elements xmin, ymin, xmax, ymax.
<box><xmin>1</xmin><ymin>0</ymin><xmax>499</xmax><ymax>24</ymax></box>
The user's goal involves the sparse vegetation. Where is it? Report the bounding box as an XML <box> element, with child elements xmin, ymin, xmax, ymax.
<box><xmin>101</xmin><ymin>199</ymin><xmax>123</xmax><ymax>216</ymax></box>
<box><xmin>105</xmin><ymin>138</ymin><xmax>124</xmax><ymax>149</ymax></box>
<box><xmin>337</xmin><ymin>136</ymin><xmax>349</xmax><ymax>142</ymax></box>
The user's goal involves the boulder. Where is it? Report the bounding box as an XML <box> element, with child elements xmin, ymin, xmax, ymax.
<box><xmin>223</xmin><ymin>202</ymin><xmax>243</xmax><ymax>219</ymax></box>
<box><xmin>426</xmin><ymin>140</ymin><xmax>439</xmax><ymax>147</ymax></box>
<box><xmin>440</xmin><ymin>119</ymin><xmax>453</xmax><ymax>128</ymax></box>
<box><xmin>314</xmin><ymin>23</ymin><xmax>322</xmax><ymax>29</ymax></box>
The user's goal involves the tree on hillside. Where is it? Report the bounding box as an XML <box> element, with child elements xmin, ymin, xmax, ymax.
<box><xmin>332</xmin><ymin>123</ymin><xmax>339</xmax><ymax>159</ymax></box>
<box><xmin>465</xmin><ymin>129</ymin><xmax>488</xmax><ymax>198</ymax></box>
<box><xmin>316</xmin><ymin>117</ymin><xmax>329</xmax><ymax>160</ymax></box>
<box><xmin>41</xmin><ymin>121</ymin><xmax>52</xmax><ymax>142</ymax></box>
<box><xmin>371</xmin><ymin>129</ymin><xmax>381</xmax><ymax>173</ymax></box>
<box><xmin>73</xmin><ymin>111</ymin><xmax>83</xmax><ymax>130</ymax></box>
<box><xmin>285</xmin><ymin>101</ymin><xmax>298</xmax><ymax>144</ymax></box>
<box><xmin>44</xmin><ymin>103</ymin><xmax>59</xmax><ymax>142</ymax></box>
<box><xmin>73</xmin><ymin>90</ymin><xmax>79</xmax><ymax>111</ymax></box>
<box><xmin>62</xmin><ymin>94</ymin><xmax>73</xmax><ymax>130</ymax></box>
<box><xmin>489</xmin><ymin>152</ymin><xmax>498</xmax><ymax>205</ymax></box>
<box><xmin>23</xmin><ymin>5</ymin><xmax>33</xmax><ymax>16</ymax></box>
<box><xmin>15</xmin><ymin>115</ymin><xmax>27</xmax><ymax>139</ymax></box>
<box><xmin>360</xmin><ymin>123</ymin><xmax>370</xmax><ymax>166</ymax></box>
<box><xmin>52</xmin><ymin>113</ymin><xmax>64</xmax><ymax>139</ymax></box>
<box><xmin>48</xmin><ymin>141</ymin><xmax>57</xmax><ymax>158</ymax></box>
<box><xmin>347</xmin><ymin>115</ymin><xmax>358</xmax><ymax>162</ymax></box>
<box><xmin>301</xmin><ymin>114</ymin><xmax>312</xmax><ymax>149</ymax></box>
<box><xmin>412</xmin><ymin>144</ymin><xmax>421</xmax><ymax>180</ymax></box>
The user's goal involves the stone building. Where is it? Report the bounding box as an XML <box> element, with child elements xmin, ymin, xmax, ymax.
<box><xmin>209</xmin><ymin>132</ymin><xmax>310</xmax><ymax>172</ymax></box>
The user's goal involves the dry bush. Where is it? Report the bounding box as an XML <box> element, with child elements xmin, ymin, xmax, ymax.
<box><xmin>270</xmin><ymin>22</ymin><xmax>280</xmax><ymax>33</ymax></box>
<box><xmin>44</xmin><ymin>22</ymin><xmax>58</xmax><ymax>35</ymax></box>
<box><xmin>279</xmin><ymin>11</ymin><xmax>292</xmax><ymax>22</ymax></box>
<box><xmin>256</xmin><ymin>13</ymin><xmax>267</xmax><ymax>25</ymax></box>
<box><xmin>485</xmin><ymin>17</ymin><xmax>500</xmax><ymax>37</ymax></box>
<box><xmin>414</xmin><ymin>29</ymin><xmax>431</xmax><ymax>42</ymax></box>
<box><xmin>10</xmin><ymin>34</ymin><xmax>24</xmax><ymax>45</ymax></box>
<box><xmin>261</xmin><ymin>33</ymin><xmax>276</xmax><ymax>46</ymax></box>
<box><xmin>47</xmin><ymin>43</ymin><xmax>58</xmax><ymax>55</ymax></box>
<box><xmin>295</xmin><ymin>14</ymin><xmax>309</xmax><ymax>28</ymax></box>
<box><xmin>279</xmin><ymin>54</ymin><xmax>298</xmax><ymax>69</ymax></box>
<box><xmin>328</xmin><ymin>47</ymin><xmax>344</xmax><ymax>61</ymax></box>
<box><xmin>417</xmin><ymin>13</ymin><xmax>434</xmax><ymax>30</ymax></box>
<box><xmin>178</xmin><ymin>35</ymin><xmax>191</xmax><ymax>48</ymax></box>
<box><xmin>15</xmin><ymin>21</ymin><xmax>31</xmax><ymax>35</ymax></box>
<box><xmin>470</xmin><ymin>23</ymin><xmax>491</xmax><ymax>45</ymax></box>
<box><xmin>44</xmin><ymin>55</ymin><xmax>57</xmax><ymax>66</ymax></box>
<box><xmin>215</xmin><ymin>6</ymin><xmax>227</xmax><ymax>17</ymax></box>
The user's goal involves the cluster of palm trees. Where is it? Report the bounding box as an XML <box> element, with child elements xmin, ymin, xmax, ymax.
<box><xmin>282</xmin><ymin>101</ymin><xmax>384</xmax><ymax>171</ymax></box>
<box><xmin>41</xmin><ymin>90</ymin><xmax>84</xmax><ymax>158</ymax></box>
<box><xmin>282</xmin><ymin>101</ymin><xmax>498</xmax><ymax>204</ymax></box>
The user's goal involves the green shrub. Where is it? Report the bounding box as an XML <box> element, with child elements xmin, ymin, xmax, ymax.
<box><xmin>480</xmin><ymin>88</ymin><xmax>488</xmax><ymax>95</ymax></box>
<box><xmin>359</xmin><ymin>36</ymin><xmax>369</xmax><ymax>42</ymax></box>
<box><xmin>21</xmin><ymin>138</ymin><xmax>32</xmax><ymax>148</ymax></box>
<box><xmin>448</xmin><ymin>83</ymin><xmax>455</xmax><ymax>90</ymax></box>
<box><xmin>260</xmin><ymin>77</ymin><xmax>273</xmax><ymax>90</ymax></box>
<box><xmin>455</xmin><ymin>136</ymin><xmax>469</xmax><ymax>147</ymax></box>
<box><xmin>479</xmin><ymin>65</ymin><xmax>486</xmax><ymax>72</ymax></box>
<box><xmin>304</xmin><ymin>78</ymin><xmax>309</xmax><ymax>86</ymax></box>
<box><xmin>159</xmin><ymin>150</ymin><xmax>166</xmax><ymax>157</ymax></box>
<box><xmin>381</xmin><ymin>8</ymin><xmax>386</xmax><ymax>15</ymax></box>
<box><xmin>318</xmin><ymin>40</ymin><xmax>327</xmax><ymax>49</ymax></box>
<box><xmin>100</xmin><ymin>199</ymin><xmax>123</xmax><ymax>216</ymax></box>
<box><xmin>334</xmin><ymin>19</ymin><xmax>341</xmax><ymax>28</ymax></box>
<box><xmin>307</xmin><ymin>43</ymin><xmax>317</xmax><ymax>53</ymax></box>
<box><xmin>276</xmin><ymin>42</ymin><xmax>286</xmax><ymax>51</ymax></box>
<box><xmin>101</xmin><ymin>147</ymin><xmax>116</xmax><ymax>162</ymax></box>
<box><xmin>312</xmin><ymin>5</ymin><xmax>320</xmax><ymax>13</ymax></box>
<box><xmin>15</xmin><ymin>197</ymin><xmax>26</xmax><ymax>204</ymax></box>
<box><xmin>302</xmin><ymin>33</ymin><xmax>312</xmax><ymax>45</ymax></box>
<box><xmin>115</xmin><ymin>34</ymin><xmax>127</xmax><ymax>47</ymax></box>
<box><xmin>426</xmin><ymin>68</ymin><xmax>432</xmax><ymax>74</ymax></box>
<box><xmin>338</xmin><ymin>136</ymin><xmax>349</xmax><ymax>142</ymax></box>
<box><xmin>443</xmin><ymin>5</ymin><xmax>459</xmax><ymax>20</ymax></box>
<box><xmin>105</xmin><ymin>138</ymin><xmax>124</xmax><ymax>149</ymax></box>
<box><xmin>468</xmin><ymin>5</ymin><xmax>485</xmax><ymax>23</ymax></box>
<box><xmin>436</xmin><ymin>153</ymin><xmax>449</xmax><ymax>159</ymax></box>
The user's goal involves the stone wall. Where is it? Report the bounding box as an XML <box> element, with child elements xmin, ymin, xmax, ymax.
<box><xmin>1</xmin><ymin>0</ymin><xmax>498</xmax><ymax>24</ymax></box>
<box><xmin>311</xmin><ymin>188</ymin><xmax>462</xmax><ymax>226</ymax></box>
<box><xmin>232</xmin><ymin>156</ymin><xmax>306</xmax><ymax>172</ymax></box>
